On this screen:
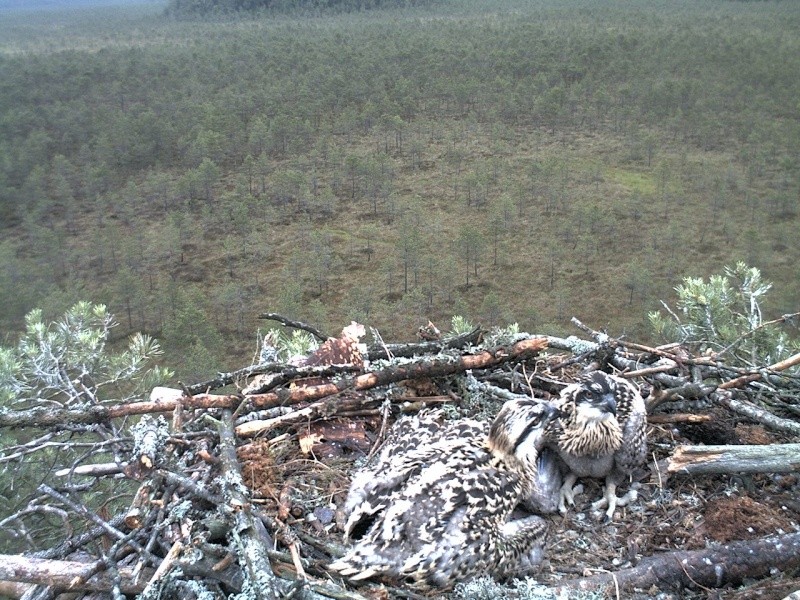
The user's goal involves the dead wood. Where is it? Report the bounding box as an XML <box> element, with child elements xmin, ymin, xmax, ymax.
<box><xmin>718</xmin><ymin>350</ymin><xmax>800</xmax><ymax>390</ymax></box>
<box><xmin>715</xmin><ymin>391</ymin><xmax>800</xmax><ymax>437</ymax></box>
<box><xmin>258</xmin><ymin>312</ymin><xmax>330</xmax><ymax>341</ymax></box>
<box><xmin>0</xmin><ymin>393</ymin><xmax>236</xmax><ymax>429</ymax></box>
<box><xmin>0</xmin><ymin>336</ymin><xmax>543</xmax><ymax>430</ymax></box>
<box><xmin>365</xmin><ymin>326</ymin><xmax>483</xmax><ymax>360</ymax></box>
<box><xmin>0</xmin><ymin>555</ymin><xmax>154</xmax><ymax>594</ymax></box>
<box><xmin>53</xmin><ymin>462</ymin><xmax>123</xmax><ymax>478</ymax></box>
<box><xmin>556</xmin><ymin>532</ymin><xmax>800</xmax><ymax>595</ymax></box>
<box><xmin>238</xmin><ymin>336</ymin><xmax>549</xmax><ymax>410</ymax></box>
<box><xmin>647</xmin><ymin>413</ymin><xmax>712</xmax><ymax>424</ymax></box>
<box><xmin>668</xmin><ymin>443</ymin><xmax>800</xmax><ymax>475</ymax></box>
<box><xmin>216</xmin><ymin>408</ymin><xmax>285</xmax><ymax>599</ymax></box>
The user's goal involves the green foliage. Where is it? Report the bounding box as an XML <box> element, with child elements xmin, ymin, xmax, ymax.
<box><xmin>161</xmin><ymin>291</ymin><xmax>224</xmax><ymax>382</ymax></box>
<box><xmin>0</xmin><ymin>302</ymin><xmax>172</xmax><ymax>553</ymax></box>
<box><xmin>0</xmin><ymin>301</ymin><xmax>172</xmax><ymax>407</ymax></box>
<box><xmin>449</xmin><ymin>315</ymin><xmax>474</xmax><ymax>336</ymax></box>
<box><xmin>259</xmin><ymin>328</ymin><xmax>318</xmax><ymax>363</ymax></box>
<box><xmin>165</xmin><ymin>0</ymin><xmax>436</xmax><ymax>17</ymax></box>
<box><xmin>649</xmin><ymin>263</ymin><xmax>799</xmax><ymax>368</ymax></box>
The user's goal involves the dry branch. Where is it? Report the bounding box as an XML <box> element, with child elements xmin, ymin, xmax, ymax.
<box><xmin>668</xmin><ymin>443</ymin><xmax>800</xmax><ymax>475</ymax></box>
<box><xmin>216</xmin><ymin>408</ymin><xmax>285</xmax><ymax>599</ymax></box>
<box><xmin>0</xmin><ymin>555</ymin><xmax>154</xmax><ymax>594</ymax></box>
<box><xmin>0</xmin><ymin>393</ymin><xmax>236</xmax><ymax>428</ymax></box>
<box><xmin>715</xmin><ymin>391</ymin><xmax>800</xmax><ymax>437</ymax></box>
<box><xmin>556</xmin><ymin>532</ymin><xmax>800</xmax><ymax>594</ymax></box>
<box><xmin>647</xmin><ymin>413</ymin><xmax>712</xmax><ymax>424</ymax></box>
<box><xmin>238</xmin><ymin>336</ymin><xmax>548</xmax><ymax>410</ymax></box>
<box><xmin>719</xmin><ymin>351</ymin><xmax>800</xmax><ymax>390</ymax></box>
<box><xmin>365</xmin><ymin>326</ymin><xmax>483</xmax><ymax>361</ymax></box>
<box><xmin>258</xmin><ymin>312</ymin><xmax>330</xmax><ymax>341</ymax></box>
<box><xmin>0</xmin><ymin>336</ymin><xmax>544</xmax><ymax>430</ymax></box>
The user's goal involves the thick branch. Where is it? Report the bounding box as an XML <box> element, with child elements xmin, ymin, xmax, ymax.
<box><xmin>236</xmin><ymin>395</ymin><xmax>379</xmax><ymax>437</ymax></box>
<box><xmin>0</xmin><ymin>555</ymin><xmax>153</xmax><ymax>594</ymax></box>
<box><xmin>715</xmin><ymin>392</ymin><xmax>800</xmax><ymax>437</ymax></box>
<box><xmin>718</xmin><ymin>351</ymin><xmax>800</xmax><ymax>390</ymax></box>
<box><xmin>0</xmin><ymin>364</ymin><xmax>375</xmax><ymax>430</ymax></box>
<box><xmin>557</xmin><ymin>532</ymin><xmax>800</xmax><ymax>594</ymax></box>
<box><xmin>217</xmin><ymin>409</ymin><xmax>284</xmax><ymax>599</ymax></box>
<box><xmin>668</xmin><ymin>443</ymin><xmax>800</xmax><ymax>475</ymax></box>
<box><xmin>0</xmin><ymin>394</ymin><xmax>236</xmax><ymax>429</ymax></box>
<box><xmin>238</xmin><ymin>337</ymin><xmax>548</xmax><ymax>410</ymax></box>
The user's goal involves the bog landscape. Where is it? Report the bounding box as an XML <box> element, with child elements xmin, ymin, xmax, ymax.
<box><xmin>0</xmin><ymin>0</ymin><xmax>798</xmax><ymax>598</ymax></box>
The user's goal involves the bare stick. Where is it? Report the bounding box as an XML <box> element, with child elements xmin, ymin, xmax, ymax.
<box><xmin>715</xmin><ymin>391</ymin><xmax>800</xmax><ymax>437</ymax></box>
<box><xmin>365</xmin><ymin>327</ymin><xmax>483</xmax><ymax>361</ymax></box>
<box><xmin>258</xmin><ymin>313</ymin><xmax>329</xmax><ymax>342</ymax></box>
<box><xmin>237</xmin><ymin>337</ymin><xmax>549</xmax><ymax>410</ymax></box>
<box><xmin>718</xmin><ymin>351</ymin><xmax>800</xmax><ymax>390</ymax></box>
<box><xmin>140</xmin><ymin>541</ymin><xmax>183</xmax><ymax>597</ymax></box>
<box><xmin>37</xmin><ymin>485</ymin><xmax>154</xmax><ymax>563</ymax></box>
<box><xmin>647</xmin><ymin>414</ymin><xmax>712</xmax><ymax>424</ymax></box>
<box><xmin>217</xmin><ymin>409</ymin><xmax>285</xmax><ymax>599</ymax></box>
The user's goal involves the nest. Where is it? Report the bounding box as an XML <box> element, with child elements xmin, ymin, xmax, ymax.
<box><xmin>1</xmin><ymin>318</ymin><xmax>799</xmax><ymax>599</ymax></box>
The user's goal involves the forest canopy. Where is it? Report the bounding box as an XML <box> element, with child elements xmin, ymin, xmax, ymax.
<box><xmin>164</xmin><ymin>0</ymin><xmax>436</xmax><ymax>17</ymax></box>
<box><xmin>0</xmin><ymin>0</ymin><xmax>797</xmax><ymax>381</ymax></box>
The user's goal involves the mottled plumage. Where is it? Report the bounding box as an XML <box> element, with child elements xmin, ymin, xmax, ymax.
<box><xmin>543</xmin><ymin>371</ymin><xmax>647</xmax><ymax>519</ymax></box>
<box><xmin>329</xmin><ymin>399</ymin><xmax>558</xmax><ymax>589</ymax></box>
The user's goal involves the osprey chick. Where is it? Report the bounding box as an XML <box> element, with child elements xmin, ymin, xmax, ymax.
<box><xmin>330</xmin><ymin>399</ymin><xmax>558</xmax><ymax>589</ymax></box>
<box><xmin>545</xmin><ymin>371</ymin><xmax>647</xmax><ymax>520</ymax></box>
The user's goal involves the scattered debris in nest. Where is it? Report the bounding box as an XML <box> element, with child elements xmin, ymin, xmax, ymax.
<box><xmin>0</xmin><ymin>315</ymin><xmax>799</xmax><ymax>599</ymax></box>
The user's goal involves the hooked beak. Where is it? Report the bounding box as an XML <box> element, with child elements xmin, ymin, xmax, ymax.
<box><xmin>543</xmin><ymin>401</ymin><xmax>562</xmax><ymax>424</ymax></box>
<box><xmin>600</xmin><ymin>392</ymin><xmax>617</xmax><ymax>416</ymax></box>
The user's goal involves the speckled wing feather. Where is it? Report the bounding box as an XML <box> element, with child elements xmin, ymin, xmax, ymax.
<box><xmin>611</xmin><ymin>376</ymin><xmax>647</xmax><ymax>478</ymax></box>
<box><xmin>334</xmin><ymin>439</ymin><xmax>533</xmax><ymax>588</ymax></box>
<box><xmin>342</xmin><ymin>412</ymin><xmax>488</xmax><ymax>540</ymax></box>
<box><xmin>332</xmin><ymin>399</ymin><xmax>557</xmax><ymax>589</ymax></box>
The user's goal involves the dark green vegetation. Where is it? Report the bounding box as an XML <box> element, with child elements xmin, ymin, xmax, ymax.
<box><xmin>0</xmin><ymin>0</ymin><xmax>798</xmax><ymax>381</ymax></box>
<box><xmin>165</xmin><ymin>0</ymin><xmax>430</xmax><ymax>18</ymax></box>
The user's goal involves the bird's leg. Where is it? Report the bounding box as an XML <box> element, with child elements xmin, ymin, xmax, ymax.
<box><xmin>557</xmin><ymin>472</ymin><xmax>580</xmax><ymax>513</ymax></box>
<box><xmin>591</xmin><ymin>478</ymin><xmax>639</xmax><ymax>520</ymax></box>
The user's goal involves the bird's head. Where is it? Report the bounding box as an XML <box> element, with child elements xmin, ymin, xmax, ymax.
<box><xmin>488</xmin><ymin>399</ymin><xmax>560</xmax><ymax>470</ymax></box>
<box><xmin>569</xmin><ymin>371</ymin><xmax>619</xmax><ymax>424</ymax></box>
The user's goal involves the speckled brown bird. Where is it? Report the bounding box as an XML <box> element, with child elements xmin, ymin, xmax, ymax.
<box><xmin>329</xmin><ymin>399</ymin><xmax>559</xmax><ymax>589</ymax></box>
<box><xmin>545</xmin><ymin>371</ymin><xmax>647</xmax><ymax>520</ymax></box>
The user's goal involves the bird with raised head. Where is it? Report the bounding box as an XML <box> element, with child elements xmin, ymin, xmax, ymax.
<box><xmin>544</xmin><ymin>370</ymin><xmax>647</xmax><ymax>520</ymax></box>
<box><xmin>329</xmin><ymin>399</ymin><xmax>559</xmax><ymax>590</ymax></box>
